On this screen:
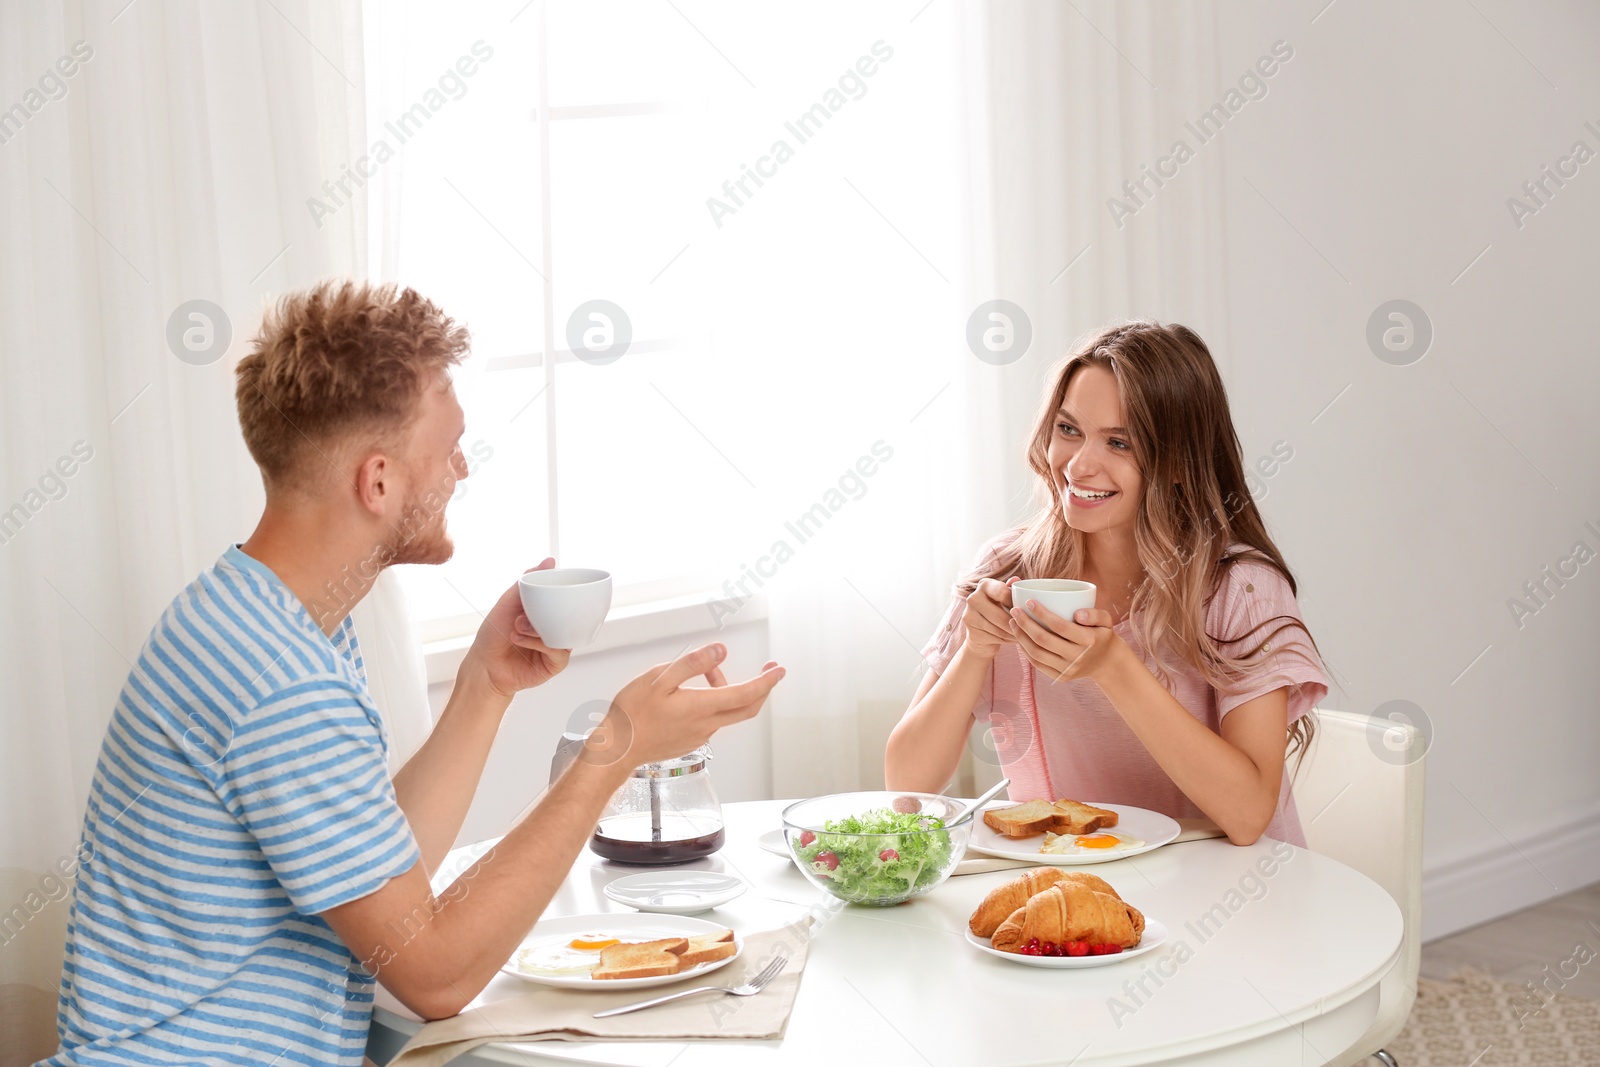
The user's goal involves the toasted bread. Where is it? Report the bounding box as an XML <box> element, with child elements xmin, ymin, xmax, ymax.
<box><xmin>982</xmin><ymin>800</ymin><xmax>1060</xmax><ymax>838</ymax></box>
<box><xmin>678</xmin><ymin>932</ymin><xmax>739</xmax><ymax>967</ymax></box>
<box><xmin>592</xmin><ymin>937</ymin><xmax>688</xmax><ymax>980</ymax></box>
<box><xmin>1049</xmin><ymin>799</ymin><xmax>1119</xmax><ymax>835</ymax></box>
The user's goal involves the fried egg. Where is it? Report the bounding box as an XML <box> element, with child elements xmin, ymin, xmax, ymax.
<box><xmin>513</xmin><ymin>935</ymin><xmax>621</xmax><ymax>976</ymax></box>
<box><xmin>1039</xmin><ymin>831</ymin><xmax>1146</xmax><ymax>855</ymax></box>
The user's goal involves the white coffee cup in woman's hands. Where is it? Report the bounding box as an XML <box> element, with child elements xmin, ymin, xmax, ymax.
<box><xmin>1010</xmin><ymin>578</ymin><xmax>1098</xmax><ymax>633</ymax></box>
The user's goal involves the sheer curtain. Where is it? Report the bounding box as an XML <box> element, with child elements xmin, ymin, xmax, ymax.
<box><xmin>0</xmin><ymin>3</ymin><xmax>428</xmax><ymax>1061</ymax></box>
<box><xmin>758</xmin><ymin>1</ymin><xmax>1001</xmax><ymax>799</ymax></box>
<box><xmin>975</xmin><ymin>0</ymin><xmax>1233</xmax><ymax>368</ymax></box>
<box><xmin>955</xmin><ymin>0</ymin><xmax>1232</xmax><ymax>795</ymax></box>
<box><xmin>768</xmin><ymin>0</ymin><xmax>1233</xmax><ymax>800</ymax></box>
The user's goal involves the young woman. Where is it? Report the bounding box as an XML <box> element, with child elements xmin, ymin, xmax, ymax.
<box><xmin>885</xmin><ymin>320</ymin><xmax>1328</xmax><ymax>846</ymax></box>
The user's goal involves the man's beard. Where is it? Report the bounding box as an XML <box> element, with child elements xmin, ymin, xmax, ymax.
<box><xmin>384</xmin><ymin>490</ymin><xmax>455</xmax><ymax>567</ymax></box>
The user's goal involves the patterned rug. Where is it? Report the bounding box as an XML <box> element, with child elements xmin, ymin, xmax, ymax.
<box><xmin>1387</xmin><ymin>968</ymin><xmax>1600</xmax><ymax>1065</ymax></box>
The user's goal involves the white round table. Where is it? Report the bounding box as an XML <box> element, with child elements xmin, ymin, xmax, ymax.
<box><xmin>367</xmin><ymin>799</ymin><xmax>1402</xmax><ymax>1066</ymax></box>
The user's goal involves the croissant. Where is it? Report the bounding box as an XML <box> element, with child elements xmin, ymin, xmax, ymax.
<box><xmin>968</xmin><ymin>868</ymin><xmax>1120</xmax><ymax>938</ymax></box>
<box><xmin>990</xmin><ymin>882</ymin><xmax>1145</xmax><ymax>952</ymax></box>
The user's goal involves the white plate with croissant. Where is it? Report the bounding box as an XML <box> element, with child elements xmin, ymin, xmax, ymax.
<box><xmin>966</xmin><ymin>867</ymin><xmax>1166</xmax><ymax>967</ymax></box>
<box><xmin>968</xmin><ymin>798</ymin><xmax>1180</xmax><ymax>865</ymax></box>
<box><xmin>966</xmin><ymin>919</ymin><xmax>1169</xmax><ymax>968</ymax></box>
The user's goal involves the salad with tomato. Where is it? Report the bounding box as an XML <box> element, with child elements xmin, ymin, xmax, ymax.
<box><xmin>790</xmin><ymin>808</ymin><xmax>957</xmax><ymax>903</ymax></box>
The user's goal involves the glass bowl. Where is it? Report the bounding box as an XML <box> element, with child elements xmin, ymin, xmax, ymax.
<box><xmin>780</xmin><ymin>790</ymin><xmax>971</xmax><ymax>907</ymax></box>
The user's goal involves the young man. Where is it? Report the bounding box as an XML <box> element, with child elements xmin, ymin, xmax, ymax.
<box><xmin>40</xmin><ymin>281</ymin><xmax>785</xmax><ymax>1066</ymax></box>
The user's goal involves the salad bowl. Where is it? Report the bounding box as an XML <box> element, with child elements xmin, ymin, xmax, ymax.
<box><xmin>781</xmin><ymin>790</ymin><xmax>971</xmax><ymax>906</ymax></box>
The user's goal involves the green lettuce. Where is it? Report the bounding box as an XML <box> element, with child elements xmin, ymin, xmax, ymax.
<box><xmin>792</xmin><ymin>808</ymin><xmax>956</xmax><ymax>903</ymax></box>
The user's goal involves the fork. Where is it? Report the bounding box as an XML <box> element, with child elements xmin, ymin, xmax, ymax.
<box><xmin>592</xmin><ymin>952</ymin><xmax>789</xmax><ymax>1018</ymax></box>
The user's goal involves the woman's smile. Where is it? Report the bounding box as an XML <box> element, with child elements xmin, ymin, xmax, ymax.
<box><xmin>1065</xmin><ymin>480</ymin><xmax>1119</xmax><ymax>508</ymax></box>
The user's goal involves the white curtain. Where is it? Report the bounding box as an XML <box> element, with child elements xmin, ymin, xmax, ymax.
<box><xmin>767</xmin><ymin>0</ymin><xmax>1233</xmax><ymax>800</ymax></box>
<box><xmin>746</xmin><ymin>1</ymin><xmax>988</xmax><ymax>800</ymax></box>
<box><xmin>0</xmin><ymin>3</ymin><xmax>428</xmax><ymax>1062</ymax></box>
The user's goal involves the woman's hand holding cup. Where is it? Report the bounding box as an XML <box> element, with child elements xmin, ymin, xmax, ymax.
<box><xmin>961</xmin><ymin>578</ymin><xmax>1019</xmax><ymax>659</ymax></box>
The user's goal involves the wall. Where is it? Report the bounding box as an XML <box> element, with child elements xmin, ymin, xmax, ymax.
<box><xmin>1210</xmin><ymin>0</ymin><xmax>1600</xmax><ymax>938</ymax></box>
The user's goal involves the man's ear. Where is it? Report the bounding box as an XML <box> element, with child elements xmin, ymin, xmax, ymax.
<box><xmin>354</xmin><ymin>451</ymin><xmax>392</xmax><ymax>518</ymax></box>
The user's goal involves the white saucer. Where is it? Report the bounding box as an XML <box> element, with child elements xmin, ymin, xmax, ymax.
<box><xmin>757</xmin><ymin>828</ymin><xmax>790</xmax><ymax>858</ymax></box>
<box><xmin>602</xmin><ymin>871</ymin><xmax>747</xmax><ymax>915</ymax></box>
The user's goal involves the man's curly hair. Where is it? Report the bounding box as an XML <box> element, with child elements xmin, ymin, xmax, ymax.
<box><xmin>235</xmin><ymin>280</ymin><xmax>469</xmax><ymax>493</ymax></box>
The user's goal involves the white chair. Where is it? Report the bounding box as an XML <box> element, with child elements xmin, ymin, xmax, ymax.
<box><xmin>1290</xmin><ymin>706</ymin><xmax>1426</xmax><ymax>1067</ymax></box>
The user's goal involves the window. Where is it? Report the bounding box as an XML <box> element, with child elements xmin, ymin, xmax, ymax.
<box><xmin>365</xmin><ymin>2</ymin><xmax>966</xmax><ymax>640</ymax></box>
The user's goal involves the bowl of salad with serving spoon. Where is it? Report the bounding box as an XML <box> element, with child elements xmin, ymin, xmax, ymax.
<box><xmin>780</xmin><ymin>781</ymin><xmax>1007</xmax><ymax>906</ymax></box>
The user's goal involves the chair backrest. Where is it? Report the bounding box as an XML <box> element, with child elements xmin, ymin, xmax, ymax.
<box><xmin>1291</xmin><ymin>707</ymin><xmax>1426</xmax><ymax>913</ymax></box>
<box><xmin>1291</xmin><ymin>705</ymin><xmax>1425</xmax><ymax>1049</ymax></box>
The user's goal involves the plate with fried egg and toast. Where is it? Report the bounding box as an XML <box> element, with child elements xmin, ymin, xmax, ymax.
<box><xmin>502</xmin><ymin>913</ymin><xmax>743</xmax><ymax>990</ymax></box>
<box><xmin>968</xmin><ymin>798</ymin><xmax>1180</xmax><ymax>865</ymax></box>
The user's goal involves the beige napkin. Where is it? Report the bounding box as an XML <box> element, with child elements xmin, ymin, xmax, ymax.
<box><xmin>386</xmin><ymin>924</ymin><xmax>811</xmax><ymax>1067</ymax></box>
<box><xmin>952</xmin><ymin>815</ymin><xmax>1225</xmax><ymax>876</ymax></box>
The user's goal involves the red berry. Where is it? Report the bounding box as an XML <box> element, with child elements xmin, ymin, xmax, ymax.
<box><xmin>1019</xmin><ymin>944</ymin><xmax>1037</xmax><ymax>956</ymax></box>
<box><xmin>878</xmin><ymin>848</ymin><xmax>900</xmax><ymax>862</ymax></box>
<box><xmin>1027</xmin><ymin>937</ymin><xmax>1040</xmax><ymax>947</ymax></box>
<box><xmin>815</xmin><ymin>851</ymin><xmax>839</xmax><ymax>870</ymax></box>
<box><xmin>799</xmin><ymin>831</ymin><xmax>816</xmax><ymax>847</ymax></box>
<box><xmin>1046</xmin><ymin>942</ymin><xmax>1064</xmax><ymax>957</ymax></box>
<box><xmin>1066</xmin><ymin>941</ymin><xmax>1090</xmax><ymax>957</ymax></box>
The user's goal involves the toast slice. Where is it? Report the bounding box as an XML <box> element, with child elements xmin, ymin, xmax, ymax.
<box><xmin>678</xmin><ymin>930</ymin><xmax>739</xmax><ymax>968</ymax></box>
<box><xmin>1049</xmin><ymin>799</ymin><xmax>1119</xmax><ymax>835</ymax></box>
<box><xmin>982</xmin><ymin>800</ymin><xmax>1060</xmax><ymax>838</ymax></box>
<box><xmin>592</xmin><ymin>937</ymin><xmax>688</xmax><ymax>980</ymax></box>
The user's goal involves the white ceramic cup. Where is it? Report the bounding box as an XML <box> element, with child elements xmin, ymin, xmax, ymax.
<box><xmin>517</xmin><ymin>568</ymin><xmax>612</xmax><ymax>649</ymax></box>
<box><xmin>1011</xmin><ymin>578</ymin><xmax>1097</xmax><ymax>629</ymax></box>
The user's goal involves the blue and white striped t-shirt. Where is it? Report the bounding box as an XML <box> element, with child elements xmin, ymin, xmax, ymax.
<box><xmin>42</xmin><ymin>545</ymin><xmax>422</xmax><ymax>1067</ymax></box>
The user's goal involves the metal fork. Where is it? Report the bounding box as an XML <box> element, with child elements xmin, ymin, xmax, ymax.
<box><xmin>592</xmin><ymin>952</ymin><xmax>789</xmax><ymax>1018</ymax></box>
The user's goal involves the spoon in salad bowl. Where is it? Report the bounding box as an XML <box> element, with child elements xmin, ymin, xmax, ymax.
<box><xmin>942</xmin><ymin>778</ymin><xmax>1012</xmax><ymax>830</ymax></box>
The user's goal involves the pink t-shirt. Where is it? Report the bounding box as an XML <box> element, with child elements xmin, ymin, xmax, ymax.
<box><xmin>922</xmin><ymin>535</ymin><xmax>1328</xmax><ymax>847</ymax></box>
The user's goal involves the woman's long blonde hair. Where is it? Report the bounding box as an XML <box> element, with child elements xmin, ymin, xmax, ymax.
<box><xmin>959</xmin><ymin>320</ymin><xmax>1322</xmax><ymax>776</ymax></box>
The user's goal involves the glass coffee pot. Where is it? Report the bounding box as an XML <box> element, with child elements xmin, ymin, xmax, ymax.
<box><xmin>550</xmin><ymin>734</ymin><xmax>725</xmax><ymax>865</ymax></box>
